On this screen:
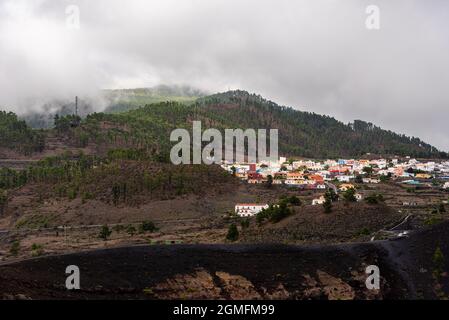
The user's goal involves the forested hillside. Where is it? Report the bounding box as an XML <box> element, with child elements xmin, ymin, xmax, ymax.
<box><xmin>0</xmin><ymin>111</ymin><xmax>45</xmax><ymax>155</ymax></box>
<box><xmin>52</xmin><ymin>90</ymin><xmax>446</xmax><ymax>159</ymax></box>
<box><xmin>192</xmin><ymin>91</ymin><xmax>446</xmax><ymax>158</ymax></box>
<box><xmin>3</xmin><ymin>90</ymin><xmax>446</xmax><ymax>159</ymax></box>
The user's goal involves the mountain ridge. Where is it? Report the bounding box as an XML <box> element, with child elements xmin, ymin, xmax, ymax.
<box><xmin>1</xmin><ymin>89</ymin><xmax>447</xmax><ymax>159</ymax></box>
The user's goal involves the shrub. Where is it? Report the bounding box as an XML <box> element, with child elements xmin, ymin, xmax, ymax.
<box><xmin>323</xmin><ymin>197</ymin><xmax>332</xmax><ymax>213</ymax></box>
<box><xmin>99</xmin><ymin>225</ymin><xmax>112</xmax><ymax>241</ymax></box>
<box><xmin>257</xmin><ymin>203</ymin><xmax>292</xmax><ymax>224</ymax></box>
<box><xmin>365</xmin><ymin>193</ymin><xmax>384</xmax><ymax>205</ymax></box>
<box><xmin>433</xmin><ymin>247</ymin><xmax>445</xmax><ymax>280</ymax></box>
<box><xmin>226</xmin><ymin>224</ymin><xmax>239</xmax><ymax>241</ymax></box>
<box><xmin>287</xmin><ymin>195</ymin><xmax>301</xmax><ymax>206</ymax></box>
<box><xmin>139</xmin><ymin>221</ymin><xmax>157</xmax><ymax>233</ymax></box>
<box><xmin>126</xmin><ymin>224</ymin><xmax>137</xmax><ymax>236</ymax></box>
<box><xmin>10</xmin><ymin>240</ymin><xmax>20</xmax><ymax>256</ymax></box>
<box><xmin>0</xmin><ymin>189</ymin><xmax>8</xmax><ymax>215</ymax></box>
<box><xmin>270</xmin><ymin>202</ymin><xmax>291</xmax><ymax>223</ymax></box>
<box><xmin>31</xmin><ymin>243</ymin><xmax>44</xmax><ymax>257</ymax></box>
<box><xmin>343</xmin><ymin>188</ymin><xmax>357</xmax><ymax>202</ymax></box>
<box><xmin>240</xmin><ymin>218</ymin><xmax>250</xmax><ymax>229</ymax></box>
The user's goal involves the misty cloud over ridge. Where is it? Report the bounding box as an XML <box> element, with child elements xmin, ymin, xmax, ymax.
<box><xmin>0</xmin><ymin>0</ymin><xmax>448</xmax><ymax>150</ymax></box>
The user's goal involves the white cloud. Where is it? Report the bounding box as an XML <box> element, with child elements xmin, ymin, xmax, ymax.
<box><xmin>0</xmin><ymin>0</ymin><xmax>448</xmax><ymax>150</ymax></box>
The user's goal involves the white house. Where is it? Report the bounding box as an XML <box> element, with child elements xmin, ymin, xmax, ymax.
<box><xmin>336</xmin><ymin>175</ymin><xmax>353</xmax><ymax>182</ymax></box>
<box><xmin>235</xmin><ymin>204</ymin><xmax>269</xmax><ymax>217</ymax></box>
<box><xmin>443</xmin><ymin>182</ymin><xmax>449</xmax><ymax>189</ymax></box>
<box><xmin>312</xmin><ymin>196</ymin><xmax>326</xmax><ymax>205</ymax></box>
<box><xmin>316</xmin><ymin>182</ymin><xmax>327</xmax><ymax>189</ymax></box>
<box><xmin>362</xmin><ymin>178</ymin><xmax>380</xmax><ymax>184</ymax></box>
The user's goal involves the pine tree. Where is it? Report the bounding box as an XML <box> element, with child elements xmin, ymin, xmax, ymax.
<box><xmin>226</xmin><ymin>224</ymin><xmax>239</xmax><ymax>241</ymax></box>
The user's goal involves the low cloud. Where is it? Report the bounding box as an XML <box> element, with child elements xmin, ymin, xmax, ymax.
<box><xmin>0</xmin><ymin>0</ymin><xmax>448</xmax><ymax>150</ymax></box>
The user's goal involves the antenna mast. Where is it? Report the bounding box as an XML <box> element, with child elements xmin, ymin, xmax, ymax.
<box><xmin>75</xmin><ymin>96</ymin><xmax>78</xmax><ymax>116</ymax></box>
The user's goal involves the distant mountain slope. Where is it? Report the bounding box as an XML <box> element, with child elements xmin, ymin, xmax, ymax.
<box><xmin>102</xmin><ymin>84</ymin><xmax>207</xmax><ymax>113</ymax></box>
<box><xmin>4</xmin><ymin>90</ymin><xmax>446</xmax><ymax>159</ymax></box>
<box><xmin>60</xmin><ymin>90</ymin><xmax>445</xmax><ymax>159</ymax></box>
<box><xmin>192</xmin><ymin>91</ymin><xmax>446</xmax><ymax>158</ymax></box>
<box><xmin>20</xmin><ymin>85</ymin><xmax>207</xmax><ymax>129</ymax></box>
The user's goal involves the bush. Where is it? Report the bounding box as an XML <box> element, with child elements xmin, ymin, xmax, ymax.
<box><xmin>257</xmin><ymin>203</ymin><xmax>292</xmax><ymax>224</ymax></box>
<box><xmin>287</xmin><ymin>195</ymin><xmax>301</xmax><ymax>206</ymax></box>
<box><xmin>10</xmin><ymin>240</ymin><xmax>20</xmax><ymax>256</ymax></box>
<box><xmin>126</xmin><ymin>224</ymin><xmax>137</xmax><ymax>236</ymax></box>
<box><xmin>226</xmin><ymin>224</ymin><xmax>239</xmax><ymax>241</ymax></box>
<box><xmin>326</xmin><ymin>189</ymin><xmax>339</xmax><ymax>202</ymax></box>
<box><xmin>31</xmin><ymin>243</ymin><xmax>44</xmax><ymax>257</ymax></box>
<box><xmin>323</xmin><ymin>198</ymin><xmax>332</xmax><ymax>213</ymax></box>
<box><xmin>270</xmin><ymin>202</ymin><xmax>291</xmax><ymax>223</ymax></box>
<box><xmin>240</xmin><ymin>218</ymin><xmax>250</xmax><ymax>229</ymax></box>
<box><xmin>358</xmin><ymin>227</ymin><xmax>371</xmax><ymax>236</ymax></box>
<box><xmin>139</xmin><ymin>221</ymin><xmax>157</xmax><ymax>233</ymax></box>
<box><xmin>433</xmin><ymin>247</ymin><xmax>445</xmax><ymax>280</ymax></box>
<box><xmin>0</xmin><ymin>189</ymin><xmax>7</xmax><ymax>215</ymax></box>
<box><xmin>99</xmin><ymin>225</ymin><xmax>112</xmax><ymax>241</ymax></box>
<box><xmin>365</xmin><ymin>193</ymin><xmax>384</xmax><ymax>205</ymax></box>
<box><xmin>343</xmin><ymin>188</ymin><xmax>357</xmax><ymax>202</ymax></box>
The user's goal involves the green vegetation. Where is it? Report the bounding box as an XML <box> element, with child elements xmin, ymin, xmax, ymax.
<box><xmin>24</xmin><ymin>90</ymin><xmax>448</xmax><ymax>161</ymax></box>
<box><xmin>139</xmin><ymin>221</ymin><xmax>158</xmax><ymax>233</ymax></box>
<box><xmin>323</xmin><ymin>189</ymin><xmax>338</xmax><ymax>213</ymax></box>
<box><xmin>432</xmin><ymin>247</ymin><xmax>445</xmax><ymax>280</ymax></box>
<box><xmin>240</xmin><ymin>218</ymin><xmax>250</xmax><ymax>229</ymax></box>
<box><xmin>425</xmin><ymin>216</ymin><xmax>443</xmax><ymax>226</ymax></box>
<box><xmin>257</xmin><ymin>202</ymin><xmax>292</xmax><ymax>224</ymax></box>
<box><xmin>15</xmin><ymin>214</ymin><xmax>53</xmax><ymax>230</ymax></box>
<box><xmin>343</xmin><ymin>188</ymin><xmax>357</xmax><ymax>202</ymax></box>
<box><xmin>31</xmin><ymin>243</ymin><xmax>45</xmax><ymax>257</ymax></box>
<box><xmin>280</xmin><ymin>195</ymin><xmax>301</xmax><ymax>206</ymax></box>
<box><xmin>6</xmin><ymin>89</ymin><xmax>447</xmax><ymax>160</ymax></box>
<box><xmin>226</xmin><ymin>223</ymin><xmax>239</xmax><ymax>241</ymax></box>
<box><xmin>0</xmin><ymin>111</ymin><xmax>45</xmax><ymax>155</ymax></box>
<box><xmin>99</xmin><ymin>225</ymin><xmax>112</xmax><ymax>241</ymax></box>
<box><xmin>126</xmin><ymin>224</ymin><xmax>137</xmax><ymax>236</ymax></box>
<box><xmin>0</xmin><ymin>189</ymin><xmax>7</xmax><ymax>215</ymax></box>
<box><xmin>0</xmin><ymin>151</ymin><xmax>233</xmax><ymax>208</ymax></box>
<box><xmin>102</xmin><ymin>85</ymin><xmax>204</xmax><ymax>114</ymax></box>
<box><xmin>9</xmin><ymin>240</ymin><xmax>20</xmax><ymax>256</ymax></box>
<box><xmin>266</xmin><ymin>175</ymin><xmax>273</xmax><ymax>188</ymax></box>
<box><xmin>323</xmin><ymin>196</ymin><xmax>332</xmax><ymax>213</ymax></box>
<box><xmin>191</xmin><ymin>91</ymin><xmax>447</xmax><ymax>158</ymax></box>
<box><xmin>357</xmin><ymin>227</ymin><xmax>371</xmax><ymax>236</ymax></box>
<box><xmin>365</xmin><ymin>193</ymin><xmax>384</xmax><ymax>205</ymax></box>
<box><xmin>363</xmin><ymin>167</ymin><xmax>374</xmax><ymax>174</ymax></box>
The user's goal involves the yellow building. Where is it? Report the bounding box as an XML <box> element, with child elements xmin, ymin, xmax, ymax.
<box><xmin>415</xmin><ymin>173</ymin><xmax>432</xmax><ymax>179</ymax></box>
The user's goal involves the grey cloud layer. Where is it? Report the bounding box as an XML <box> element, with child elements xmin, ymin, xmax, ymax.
<box><xmin>0</xmin><ymin>0</ymin><xmax>448</xmax><ymax>150</ymax></box>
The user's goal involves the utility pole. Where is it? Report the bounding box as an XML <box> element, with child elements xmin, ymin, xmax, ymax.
<box><xmin>75</xmin><ymin>96</ymin><xmax>78</xmax><ymax>117</ymax></box>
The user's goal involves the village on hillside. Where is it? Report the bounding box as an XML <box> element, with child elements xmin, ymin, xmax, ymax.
<box><xmin>222</xmin><ymin>157</ymin><xmax>449</xmax><ymax>217</ymax></box>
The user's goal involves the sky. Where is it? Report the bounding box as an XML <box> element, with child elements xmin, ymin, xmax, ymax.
<box><xmin>0</xmin><ymin>0</ymin><xmax>448</xmax><ymax>151</ymax></box>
